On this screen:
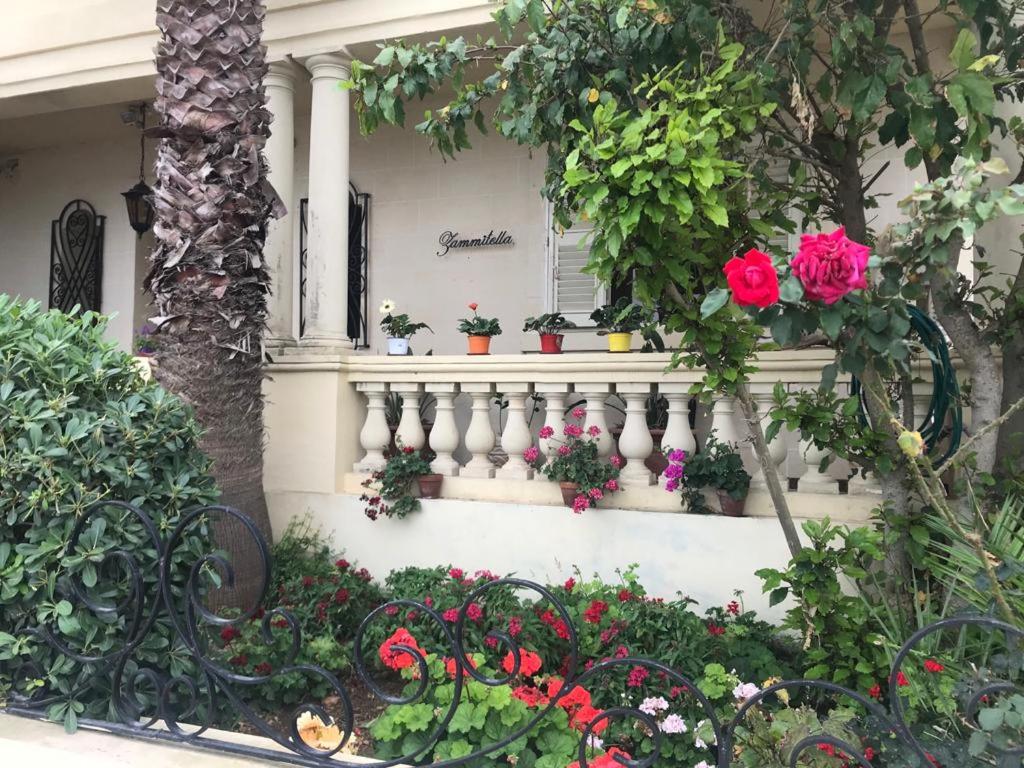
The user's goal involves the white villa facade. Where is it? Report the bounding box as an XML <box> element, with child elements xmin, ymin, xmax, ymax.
<box><xmin>1</xmin><ymin>0</ymin><xmax>1020</xmax><ymax>613</ymax></box>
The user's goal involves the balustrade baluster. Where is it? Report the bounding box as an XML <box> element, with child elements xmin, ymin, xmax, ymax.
<box><xmin>660</xmin><ymin>384</ymin><xmax>696</xmax><ymax>483</ymax></box>
<box><xmin>750</xmin><ymin>390</ymin><xmax>787</xmax><ymax>487</ymax></box>
<box><xmin>709</xmin><ymin>396</ymin><xmax>741</xmax><ymax>447</ymax></box>
<box><xmin>798</xmin><ymin>438</ymin><xmax>838</xmax><ymax>493</ymax></box>
<box><xmin>497</xmin><ymin>382</ymin><xmax>535</xmax><ymax>479</ymax></box>
<box><xmin>578</xmin><ymin>385</ymin><xmax>613</xmax><ymax>459</ymax></box>
<box><xmin>392</xmin><ymin>383</ymin><xmax>425</xmax><ymax>450</ymax></box>
<box><xmin>427</xmin><ymin>383</ymin><xmax>460</xmax><ymax>477</ymax></box>
<box><xmin>617</xmin><ymin>383</ymin><xmax>654</xmax><ymax>486</ymax></box>
<box><xmin>535</xmin><ymin>383</ymin><xmax>569</xmax><ymax>479</ymax></box>
<box><xmin>354</xmin><ymin>382</ymin><xmax>389</xmax><ymax>472</ymax></box>
<box><xmin>461</xmin><ymin>383</ymin><xmax>497</xmax><ymax>478</ymax></box>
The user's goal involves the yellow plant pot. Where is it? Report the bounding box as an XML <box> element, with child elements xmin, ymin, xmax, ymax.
<box><xmin>607</xmin><ymin>332</ymin><xmax>633</xmax><ymax>353</ymax></box>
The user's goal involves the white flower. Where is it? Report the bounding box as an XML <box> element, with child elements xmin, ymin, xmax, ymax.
<box><xmin>694</xmin><ymin>762</ymin><xmax>713</xmax><ymax>768</ymax></box>
<box><xmin>586</xmin><ymin>733</ymin><xmax>603</xmax><ymax>750</ymax></box>
<box><xmin>639</xmin><ymin>696</ymin><xmax>669</xmax><ymax>715</ymax></box>
<box><xmin>732</xmin><ymin>682</ymin><xmax>760</xmax><ymax>701</ymax></box>
<box><xmin>659</xmin><ymin>714</ymin><xmax>688</xmax><ymax>734</ymax></box>
<box><xmin>379</xmin><ymin>299</ymin><xmax>396</xmax><ymax>315</ymax></box>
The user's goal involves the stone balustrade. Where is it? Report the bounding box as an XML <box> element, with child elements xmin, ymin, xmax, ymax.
<box><xmin>341</xmin><ymin>351</ymin><xmax>885</xmax><ymax>516</ymax></box>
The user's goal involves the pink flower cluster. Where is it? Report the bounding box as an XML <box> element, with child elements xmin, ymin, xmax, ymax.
<box><xmin>564</xmin><ymin>423</ymin><xmax>584</xmax><ymax>438</ymax></box>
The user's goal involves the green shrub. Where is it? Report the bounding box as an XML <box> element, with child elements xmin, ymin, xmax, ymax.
<box><xmin>0</xmin><ymin>297</ymin><xmax>217</xmax><ymax>727</ymax></box>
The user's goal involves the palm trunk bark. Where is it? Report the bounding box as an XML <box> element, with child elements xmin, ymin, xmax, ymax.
<box><xmin>149</xmin><ymin>0</ymin><xmax>280</xmax><ymax>608</ymax></box>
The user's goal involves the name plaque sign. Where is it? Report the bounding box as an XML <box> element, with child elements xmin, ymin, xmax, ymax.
<box><xmin>436</xmin><ymin>230</ymin><xmax>514</xmax><ymax>257</ymax></box>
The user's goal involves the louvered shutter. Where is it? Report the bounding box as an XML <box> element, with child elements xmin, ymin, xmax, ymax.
<box><xmin>552</xmin><ymin>222</ymin><xmax>606</xmax><ymax>324</ymax></box>
<box><xmin>765</xmin><ymin>157</ymin><xmax>796</xmax><ymax>256</ymax></box>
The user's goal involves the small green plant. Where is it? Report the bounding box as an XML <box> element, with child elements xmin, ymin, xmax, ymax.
<box><xmin>361</xmin><ymin>442</ymin><xmax>435</xmax><ymax>520</ymax></box>
<box><xmin>457</xmin><ymin>302</ymin><xmax>502</xmax><ymax>337</ymax></box>
<box><xmin>673</xmin><ymin>433</ymin><xmax>751</xmax><ymax>513</ymax></box>
<box><xmin>523</xmin><ymin>312</ymin><xmax>577</xmax><ymax>334</ymax></box>
<box><xmin>756</xmin><ymin>519</ymin><xmax>890</xmax><ymax>692</ymax></box>
<box><xmin>133</xmin><ymin>322</ymin><xmax>159</xmax><ymax>355</ymax></box>
<box><xmin>378</xmin><ymin>299</ymin><xmax>431</xmax><ymax>339</ymax></box>
<box><xmin>590</xmin><ymin>297</ymin><xmax>651</xmax><ymax>333</ymax></box>
<box><xmin>529</xmin><ymin>408</ymin><xmax>621</xmax><ymax>513</ymax></box>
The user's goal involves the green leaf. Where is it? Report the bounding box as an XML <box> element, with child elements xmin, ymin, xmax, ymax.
<box><xmin>950</xmin><ymin>29</ymin><xmax>978</xmax><ymax>71</ymax></box>
<box><xmin>978</xmin><ymin>706</ymin><xmax>1005</xmax><ymax>731</ymax></box>
<box><xmin>769</xmin><ymin>587</ymin><xmax>789</xmax><ymax>607</ymax></box>
<box><xmin>819</xmin><ymin>363</ymin><xmax>838</xmax><ymax>392</ymax></box>
<box><xmin>820</xmin><ymin>306</ymin><xmax>843</xmax><ymax>339</ymax></box>
<box><xmin>779</xmin><ymin>275</ymin><xmax>804</xmax><ymax>303</ymax></box>
<box><xmin>700</xmin><ymin>288</ymin><xmax>730</xmax><ymax>320</ymax></box>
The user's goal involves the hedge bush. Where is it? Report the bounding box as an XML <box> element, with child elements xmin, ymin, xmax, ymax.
<box><xmin>0</xmin><ymin>297</ymin><xmax>217</xmax><ymax>727</ymax></box>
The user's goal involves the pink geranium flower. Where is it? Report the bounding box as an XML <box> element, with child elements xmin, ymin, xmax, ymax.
<box><xmin>571</xmin><ymin>407</ymin><xmax>586</xmax><ymax>420</ymax></box>
<box><xmin>790</xmin><ymin>227</ymin><xmax>870</xmax><ymax>305</ymax></box>
<box><xmin>539</xmin><ymin>425</ymin><xmax>555</xmax><ymax>439</ymax></box>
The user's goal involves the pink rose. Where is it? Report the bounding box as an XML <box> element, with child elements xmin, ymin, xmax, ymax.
<box><xmin>790</xmin><ymin>227</ymin><xmax>870</xmax><ymax>305</ymax></box>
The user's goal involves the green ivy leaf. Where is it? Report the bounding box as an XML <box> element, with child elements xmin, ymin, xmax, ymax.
<box><xmin>779</xmin><ymin>275</ymin><xmax>804</xmax><ymax>303</ymax></box>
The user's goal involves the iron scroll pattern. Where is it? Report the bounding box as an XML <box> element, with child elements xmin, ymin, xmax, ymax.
<box><xmin>3</xmin><ymin>501</ymin><xmax>1021</xmax><ymax>768</ymax></box>
<box><xmin>48</xmin><ymin>199</ymin><xmax>105</xmax><ymax>313</ymax></box>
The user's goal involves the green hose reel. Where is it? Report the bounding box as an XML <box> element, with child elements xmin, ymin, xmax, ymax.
<box><xmin>850</xmin><ymin>306</ymin><xmax>963</xmax><ymax>468</ymax></box>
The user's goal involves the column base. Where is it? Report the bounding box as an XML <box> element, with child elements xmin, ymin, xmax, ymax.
<box><xmin>461</xmin><ymin>461</ymin><xmax>496</xmax><ymax>479</ymax></box>
<box><xmin>354</xmin><ymin>460</ymin><xmax>384</xmax><ymax>474</ymax></box>
<box><xmin>798</xmin><ymin>475</ymin><xmax>840</xmax><ymax>494</ymax></box>
<box><xmin>300</xmin><ymin>335</ymin><xmax>354</xmax><ymax>350</ymax></box>
<box><xmin>621</xmin><ymin>468</ymin><xmax>655</xmax><ymax>487</ymax></box>
<box><xmin>431</xmin><ymin>458</ymin><xmax>461</xmax><ymax>477</ymax></box>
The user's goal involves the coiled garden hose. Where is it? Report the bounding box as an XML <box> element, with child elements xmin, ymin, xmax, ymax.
<box><xmin>850</xmin><ymin>306</ymin><xmax>962</xmax><ymax>468</ymax></box>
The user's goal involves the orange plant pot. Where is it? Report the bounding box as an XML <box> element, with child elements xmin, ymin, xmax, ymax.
<box><xmin>467</xmin><ymin>335</ymin><xmax>492</xmax><ymax>355</ymax></box>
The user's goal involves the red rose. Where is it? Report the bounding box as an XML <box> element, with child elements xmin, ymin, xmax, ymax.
<box><xmin>723</xmin><ymin>248</ymin><xmax>780</xmax><ymax>308</ymax></box>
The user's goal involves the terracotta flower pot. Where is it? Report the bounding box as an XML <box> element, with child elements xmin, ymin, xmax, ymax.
<box><xmin>607</xmin><ymin>332</ymin><xmax>633</xmax><ymax>353</ymax></box>
<box><xmin>559</xmin><ymin>481</ymin><xmax>581</xmax><ymax>508</ymax></box>
<box><xmin>467</xmin><ymin>335</ymin><xmax>491</xmax><ymax>355</ymax></box>
<box><xmin>717</xmin><ymin>491</ymin><xmax>747</xmax><ymax>517</ymax></box>
<box><xmin>539</xmin><ymin>333</ymin><xmax>564</xmax><ymax>354</ymax></box>
<box><xmin>418</xmin><ymin>474</ymin><xmax>443</xmax><ymax>499</ymax></box>
<box><xmin>645</xmin><ymin>428</ymin><xmax>669</xmax><ymax>476</ymax></box>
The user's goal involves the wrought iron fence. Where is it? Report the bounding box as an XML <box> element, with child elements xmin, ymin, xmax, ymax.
<box><xmin>2</xmin><ymin>500</ymin><xmax>1021</xmax><ymax>767</ymax></box>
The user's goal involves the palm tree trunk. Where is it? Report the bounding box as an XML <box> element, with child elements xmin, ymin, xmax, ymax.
<box><xmin>149</xmin><ymin>0</ymin><xmax>280</xmax><ymax>608</ymax></box>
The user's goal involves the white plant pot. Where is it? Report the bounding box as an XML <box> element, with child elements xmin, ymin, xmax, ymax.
<box><xmin>387</xmin><ymin>337</ymin><xmax>410</xmax><ymax>356</ymax></box>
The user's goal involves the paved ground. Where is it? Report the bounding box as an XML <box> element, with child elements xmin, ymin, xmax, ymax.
<box><xmin>0</xmin><ymin>714</ymin><xmax>385</xmax><ymax>767</ymax></box>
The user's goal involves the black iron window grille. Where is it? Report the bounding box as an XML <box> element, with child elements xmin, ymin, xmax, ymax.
<box><xmin>2</xmin><ymin>500</ymin><xmax>1022</xmax><ymax>768</ymax></box>
<box><xmin>298</xmin><ymin>183</ymin><xmax>370</xmax><ymax>348</ymax></box>
<box><xmin>48</xmin><ymin>200</ymin><xmax>105</xmax><ymax>314</ymax></box>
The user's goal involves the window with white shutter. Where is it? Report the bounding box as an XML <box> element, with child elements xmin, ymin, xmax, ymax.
<box><xmin>548</xmin><ymin>217</ymin><xmax>607</xmax><ymax>326</ymax></box>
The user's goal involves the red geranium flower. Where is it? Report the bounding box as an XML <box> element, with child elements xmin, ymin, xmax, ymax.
<box><xmin>335</xmin><ymin>558</ymin><xmax>350</xmax><ymax>570</ymax></box>
<box><xmin>502</xmin><ymin>649</ymin><xmax>543</xmax><ymax>677</ymax></box>
<box><xmin>897</xmin><ymin>671</ymin><xmax>909</xmax><ymax>686</ymax></box>
<box><xmin>442</xmin><ymin>608</ymin><xmax>459</xmax><ymax>622</ymax></box>
<box><xmin>564</xmin><ymin>577</ymin><xmax>576</xmax><ymax>592</ymax></box>
<box><xmin>723</xmin><ymin>248</ymin><xmax>780</xmax><ymax>308</ymax></box>
<box><xmin>583</xmin><ymin>600</ymin><xmax>609</xmax><ymax>624</ymax></box>
<box><xmin>627</xmin><ymin>665</ymin><xmax>649</xmax><ymax>687</ymax></box>
<box><xmin>924</xmin><ymin>659</ymin><xmax>944</xmax><ymax>673</ymax></box>
<box><xmin>254</xmin><ymin>662</ymin><xmax>272</xmax><ymax>676</ymax></box>
<box><xmin>378</xmin><ymin>628</ymin><xmax>424</xmax><ymax>671</ymax></box>
<box><xmin>726</xmin><ymin>600</ymin><xmax>740</xmax><ymax>615</ymax></box>
<box><xmin>508</xmin><ymin>616</ymin><xmax>523</xmax><ymax>637</ymax></box>
<box><xmin>449</xmin><ymin>568</ymin><xmax>464</xmax><ymax>580</ymax></box>
<box><xmin>618</xmin><ymin>589</ymin><xmax>633</xmax><ymax>603</ymax></box>
<box><xmin>220</xmin><ymin>626</ymin><xmax>240</xmax><ymax>644</ymax></box>
<box><xmin>301</xmin><ymin>576</ymin><xmax>315</xmax><ymax>588</ymax></box>
<box><xmin>334</xmin><ymin>588</ymin><xmax>350</xmax><ymax>604</ymax></box>
<box><xmin>444</xmin><ymin>655</ymin><xmax>478</xmax><ymax>679</ymax></box>
<box><xmin>567</xmin><ymin>747</ymin><xmax>631</xmax><ymax>768</ymax></box>
<box><xmin>466</xmin><ymin>602</ymin><xmax>483</xmax><ymax>622</ymax></box>
<box><xmin>868</xmin><ymin>683</ymin><xmax>882</xmax><ymax>699</ymax></box>
<box><xmin>512</xmin><ymin>685</ymin><xmax>549</xmax><ymax>707</ymax></box>
<box><xmin>707</xmin><ymin>623</ymin><xmax>726</xmax><ymax>636</ymax></box>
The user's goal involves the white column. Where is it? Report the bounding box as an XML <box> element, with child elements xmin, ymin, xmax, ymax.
<box><xmin>617</xmin><ymin>383</ymin><xmax>654</xmax><ymax>486</ymax></box>
<box><xmin>799</xmin><ymin>439</ymin><xmax>839</xmax><ymax>494</ymax></box>
<box><xmin>578</xmin><ymin>385</ymin><xmax>613</xmax><ymax>459</ymax></box>
<box><xmin>709</xmin><ymin>396</ymin><xmax>741</xmax><ymax>448</ymax></box>
<box><xmin>392</xmin><ymin>383</ymin><xmax>425</xmax><ymax>451</ymax></box>
<box><xmin>355</xmin><ymin>382</ymin><xmax>389</xmax><ymax>472</ymax></box>
<box><xmin>264</xmin><ymin>61</ymin><xmax>298</xmax><ymax>346</ymax></box>
<box><xmin>462</xmin><ymin>383</ymin><xmax>497</xmax><ymax>478</ymax></box>
<box><xmin>497</xmin><ymin>382</ymin><xmax>534</xmax><ymax>480</ymax></box>
<box><xmin>536</xmin><ymin>384</ymin><xmax>569</xmax><ymax>476</ymax></box>
<box><xmin>302</xmin><ymin>53</ymin><xmax>351</xmax><ymax>347</ymax></box>
<box><xmin>751</xmin><ymin>391</ymin><xmax>787</xmax><ymax>487</ymax></box>
<box><xmin>427</xmin><ymin>383</ymin><xmax>460</xmax><ymax>476</ymax></box>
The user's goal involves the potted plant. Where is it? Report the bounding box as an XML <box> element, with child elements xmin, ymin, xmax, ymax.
<box><xmin>457</xmin><ymin>302</ymin><xmax>502</xmax><ymax>354</ymax></box>
<box><xmin>589</xmin><ymin>297</ymin><xmax>661</xmax><ymax>353</ymax></box>
<box><xmin>361</xmin><ymin>442</ymin><xmax>442</xmax><ymax>521</ymax></box>
<box><xmin>133</xmin><ymin>323</ymin><xmax>159</xmax><ymax>357</ymax></box>
<box><xmin>379</xmin><ymin>299</ymin><xmax>431</xmax><ymax>355</ymax></box>
<box><xmin>525</xmin><ymin>408</ymin><xmax>621</xmax><ymax>513</ymax></box>
<box><xmin>666</xmin><ymin>432</ymin><xmax>750</xmax><ymax>516</ymax></box>
<box><xmin>523</xmin><ymin>312</ymin><xmax>577</xmax><ymax>354</ymax></box>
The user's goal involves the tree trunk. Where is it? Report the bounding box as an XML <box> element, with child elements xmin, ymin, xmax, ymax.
<box><xmin>149</xmin><ymin>0</ymin><xmax>279</xmax><ymax>608</ymax></box>
<box><xmin>996</xmin><ymin>259</ymin><xmax>1024</xmax><ymax>480</ymax></box>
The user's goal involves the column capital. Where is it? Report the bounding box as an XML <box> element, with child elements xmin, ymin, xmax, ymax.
<box><xmin>266</xmin><ymin>60</ymin><xmax>302</xmax><ymax>90</ymax></box>
<box><xmin>305</xmin><ymin>52</ymin><xmax>352</xmax><ymax>80</ymax></box>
